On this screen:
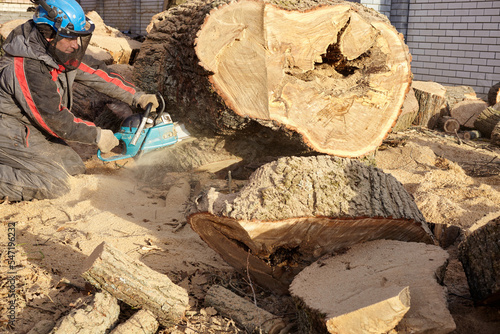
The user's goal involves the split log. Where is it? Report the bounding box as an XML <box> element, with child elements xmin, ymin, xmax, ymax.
<box><xmin>450</xmin><ymin>99</ymin><xmax>488</xmax><ymax>128</ymax></box>
<box><xmin>487</xmin><ymin>81</ymin><xmax>500</xmax><ymax>106</ymax></box>
<box><xmin>290</xmin><ymin>240</ymin><xmax>454</xmax><ymax>334</ymax></box>
<box><xmin>50</xmin><ymin>292</ymin><xmax>120</xmax><ymax>334</ymax></box>
<box><xmin>81</xmin><ymin>242</ymin><xmax>189</xmax><ymax>326</ymax></box>
<box><xmin>437</xmin><ymin>116</ymin><xmax>461</xmax><ymax>134</ymax></box>
<box><xmin>392</xmin><ymin>88</ymin><xmax>419</xmax><ymax>133</ymax></box>
<box><xmin>492</xmin><ymin>122</ymin><xmax>500</xmax><ymax>146</ymax></box>
<box><xmin>458</xmin><ymin>216</ymin><xmax>500</xmax><ymax>304</ymax></box>
<box><xmin>411</xmin><ymin>81</ymin><xmax>446</xmax><ymax>129</ymax></box>
<box><xmin>473</xmin><ymin>106</ymin><xmax>500</xmax><ymax>138</ymax></box>
<box><xmin>205</xmin><ymin>285</ymin><xmax>285</xmax><ymax>334</ymax></box>
<box><xmin>110</xmin><ymin>310</ymin><xmax>159</xmax><ymax>334</ymax></box>
<box><xmin>189</xmin><ymin>155</ymin><xmax>435</xmax><ymax>292</ymax></box>
<box><xmin>133</xmin><ymin>0</ymin><xmax>412</xmax><ymax>158</ymax></box>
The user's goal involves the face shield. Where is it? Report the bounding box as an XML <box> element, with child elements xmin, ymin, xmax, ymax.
<box><xmin>47</xmin><ymin>17</ymin><xmax>94</xmax><ymax>72</ymax></box>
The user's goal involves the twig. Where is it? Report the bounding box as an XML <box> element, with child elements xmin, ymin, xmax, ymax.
<box><xmin>454</xmin><ymin>129</ymin><xmax>463</xmax><ymax>145</ymax></box>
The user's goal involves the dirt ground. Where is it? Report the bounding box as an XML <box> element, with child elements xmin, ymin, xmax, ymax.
<box><xmin>1</xmin><ymin>127</ymin><xmax>500</xmax><ymax>334</ymax></box>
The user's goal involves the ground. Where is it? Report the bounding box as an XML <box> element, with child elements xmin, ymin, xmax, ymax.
<box><xmin>0</xmin><ymin>128</ymin><xmax>499</xmax><ymax>334</ymax></box>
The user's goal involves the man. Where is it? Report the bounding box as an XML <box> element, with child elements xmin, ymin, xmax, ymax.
<box><xmin>0</xmin><ymin>0</ymin><xmax>158</xmax><ymax>202</ymax></box>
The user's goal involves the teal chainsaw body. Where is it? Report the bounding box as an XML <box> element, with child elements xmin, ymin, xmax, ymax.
<box><xmin>97</xmin><ymin>94</ymin><xmax>190</xmax><ymax>162</ymax></box>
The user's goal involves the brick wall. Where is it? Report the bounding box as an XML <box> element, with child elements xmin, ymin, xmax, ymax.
<box><xmin>359</xmin><ymin>0</ymin><xmax>392</xmax><ymax>18</ymax></box>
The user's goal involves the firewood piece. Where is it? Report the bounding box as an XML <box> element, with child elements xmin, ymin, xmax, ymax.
<box><xmin>110</xmin><ymin>309</ymin><xmax>159</xmax><ymax>334</ymax></box>
<box><xmin>134</xmin><ymin>0</ymin><xmax>412</xmax><ymax>158</ymax></box>
<box><xmin>81</xmin><ymin>242</ymin><xmax>189</xmax><ymax>326</ymax></box>
<box><xmin>473</xmin><ymin>106</ymin><xmax>500</xmax><ymax>138</ymax></box>
<box><xmin>437</xmin><ymin>116</ymin><xmax>461</xmax><ymax>134</ymax></box>
<box><xmin>487</xmin><ymin>81</ymin><xmax>500</xmax><ymax>106</ymax></box>
<box><xmin>412</xmin><ymin>81</ymin><xmax>447</xmax><ymax>129</ymax></box>
<box><xmin>392</xmin><ymin>88</ymin><xmax>419</xmax><ymax>133</ymax></box>
<box><xmin>458</xmin><ymin>217</ymin><xmax>500</xmax><ymax>304</ymax></box>
<box><xmin>450</xmin><ymin>99</ymin><xmax>488</xmax><ymax>128</ymax></box>
<box><xmin>50</xmin><ymin>292</ymin><xmax>120</xmax><ymax>334</ymax></box>
<box><xmin>189</xmin><ymin>156</ymin><xmax>435</xmax><ymax>292</ymax></box>
<box><xmin>443</xmin><ymin>85</ymin><xmax>477</xmax><ymax>113</ymax></box>
<box><xmin>205</xmin><ymin>285</ymin><xmax>285</xmax><ymax>334</ymax></box>
<box><xmin>492</xmin><ymin>122</ymin><xmax>500</xmax><ymax>146</ymax></box>
<box><xmin>290</xmin><ymin>240</ymin><xmax>455</xmax><ymax>334</ymax></box>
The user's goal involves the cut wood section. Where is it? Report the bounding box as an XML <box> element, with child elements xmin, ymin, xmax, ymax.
<box><xmin>473</xmin><ymin>106</ymin><xmax>500</xmax><ymax>138</ymax></box>
<box><xmin>189</xmin><ymin>156</ymin><xmax>435</xmax><ymax>292</ymax></box>
<box><xmin>205</xmin><ymin>285</ymin><xmax>285</xmax><ymax>334</ymax></box>
<box><xmin>81</xmin><ymin>242</ymin><xmax>189</xmax><ymax>326</ymax></box>
<box><xmin>392</xmin><ymin>88</ymin><xmax>419</xmax><ymax>133</ymax></box>
<box><xmin>458</xmin><ymin>217</ymin><xmax>500</xmax><ymax>304</ymax></box>
<box><xmin>110</xmin><ymin>309</ymin><xmax>159</xmax><ymax>334</ymax></box>
<box><xmin>50</xmin><ymin>292</ymin><xmax>119</xmax><ymax>334</ymax></box>
<box><xmin>412</xmin><ymin>81</ymin><xmax>446</xmax><ymax>129</ymax></box>
<box><xmin>134</xmin><ymin>0</ymin><xmax>412</xmax><ymax>158</ymax></box>
<box><xmin>289</xmin><ymin>240</ymin><xmax>455</xmax><ymax>334</ymax></box>
<box><xmin>487</xmin><ymin>81</ymin><xmax>500</xmax><ymax>106</ymax></box>
<box><xmin>438</xmin><ymin>116</ymin><xmax>461</xmax><ymax>134</ymax></box>
<box><xmin>443</xmin><ymin>85</ymin><xmax>477</xmax><ymax>113</ymax></box>
<box><xmin>450</xmin><ymin>99</ymin><xmax>488</xmax><ymax>128</ymax></box>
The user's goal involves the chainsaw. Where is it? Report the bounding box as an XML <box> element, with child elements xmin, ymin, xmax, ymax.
<box><xmin>97</xmin><ymin>93</ymin><xmax>191</xmax><ymax>162</ymax></box>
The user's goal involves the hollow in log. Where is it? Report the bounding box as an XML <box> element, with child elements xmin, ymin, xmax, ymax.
<box><xmin>81</xmin><ymin>242</ymin><xmax>189</xmax><ymax>326</ymax></box>
<box><xmin>133</xmin><ymin>0</ymin><xmax>412</xmax><ymax>158</ymax></box>
<box><xmin>189</xmin><ymin>156</ymin><xmax>435</xmax><ymax>292</ymax></box>
<box><xmin>458</xmin><ymin>217</ymin><xmax>500</xmax><ymax>304</ymax></box>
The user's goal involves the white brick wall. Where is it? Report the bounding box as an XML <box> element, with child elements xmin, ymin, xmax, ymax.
<box><xmin>405</xmin><ymin>0</ymin><xmax>500</xmax><ymax>96</ymax></box>
<box><xmin>360</xmin><ymin>0</ymin><xmax>392</xmax><ymax>18</ymax></box>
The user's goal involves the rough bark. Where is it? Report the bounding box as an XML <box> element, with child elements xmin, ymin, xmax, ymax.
<box><xmin>392</xmin><ymin>88</ymin><xmax>418</xmax><ymax>133</ymax></box>
<box><xmin>205</xmin><ymin>285</ymin><xmax>285</xmax><ymax>333</ymax></box>
<box><xmin>290</xmin><ymin>240</ymin><xmax>454</xmax><ymax>334</ymax></box>
<box><xmin>81</xmin><ymin>242</ymin><xmax>189</xmax><ymax>326</ymax></box>
<box><xmin>492</xmin><ymin>122</ymin><xmax>500</xmax><ymax>146</ymax></box>
<box><xmin>412</xmin><ymin>81</ymin><xmax>446</xmax><ymax>129</ymax></box>
<box><xmin>437</xmin><ymin>116</ymin><xmax>461</xmax><ymax>134</ymax></box>
<box><xmin>189</xmin><ymin>155</ymin><xmax>435</xmax><ymax>292</ymax></box>
<box><xmin>133</xmin><ymin>0</ymin><xmax>412</xmax><ymax>158</ymax></box>
<box><xmin>458</xmin><ymin>217</ymin><xmax>500</xmax><ymax>304</ymax></box>
<box><xmin>473</xmin><ymin>106</ymin><xmax>500</xmax><ymax>138</ymax></box>
<box><xmin>110</xmin><ymin>310</ymin><xmax>159</xmax><ymax>334</ymax></box>
<box><xmin>49</xmin><ymin>292</ymin><xmax>120</xmax><ymax>334</ymax></box>
<box><xmin>487</xmin><ymin>81</ymin><xmax>500</xmax><ymax>106</ymax></box>
<box><xmin>450</xmin><ymin>99</ymin><xmax>488</xmax><ymax>128</ymax></box>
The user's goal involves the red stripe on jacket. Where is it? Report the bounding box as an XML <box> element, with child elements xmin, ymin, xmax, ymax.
<box><xmin>14</xmin><ymin>57</ymin><xmax>60</xmax><ymax>138</ymax></box>
<box><xmin>78</xmin><ymin>63</ymin><xmax>136</xmax><ymax>95</ymax></box>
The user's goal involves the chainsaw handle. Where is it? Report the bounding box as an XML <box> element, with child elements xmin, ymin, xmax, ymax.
<box><xmin>130</xmin><ymin>102</ymin><xmax>153</xmax><ymax>146</ymax></box>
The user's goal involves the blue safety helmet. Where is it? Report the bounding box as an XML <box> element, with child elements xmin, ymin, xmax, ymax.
<box><xmin>33</xmin><ymin>0</ymin><xmax>94</xmax><ymax>38</ymax></box>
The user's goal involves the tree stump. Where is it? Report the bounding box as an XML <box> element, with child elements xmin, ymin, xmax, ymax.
<box><xmin>450</xmin><ymin>99</ymin><xmax>488</xmax><ymax>128</ymax></box>
<box><xmin>411</xmin><ymin>81</ymin><xmax>446</xmax><ymax>129</ymax></box>
<box><xmin>81</xmin><ymin>242</ymin><xmax>189</xmax><ymax>326</ymax></box>
<box><xmin>458</xmin><ymin>217</ymin><xmax>500</xmax><ymax>304</ymax></box>
<box><xmin>473</xmin><ymin>106</ymin><xmax>500</xmax><ymax>138</ymax></box>
<box><xmin>189</xmin><ymin>156</ymin><xmax>435</xmax><ymax>292</ymax></box>
<box><xmin>392</xmin><ymin>88</ymin><xmax>418</xmax><ymax>133</ymax></box>
<box><xmin>289</xmin><ymin>240</ymin><xmax>454</xmax><ymax>334</ymax></box>
<box><xmin>133</xmin><ymin>0</ymin><xmax>412</xmax><ymax>158</ymax></box>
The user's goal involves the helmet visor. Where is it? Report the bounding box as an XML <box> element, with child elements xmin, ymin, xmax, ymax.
<box><xmin>47</xmin><ymin>33</ymin><xmax>91</xmax><ymax>71</ymax></box>
<box><xmin>58</xmin><ymin>17</ymin><xmax>95</xmax><ymax>38</ymax></box>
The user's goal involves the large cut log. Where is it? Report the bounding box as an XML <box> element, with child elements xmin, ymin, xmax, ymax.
<box><xmin>189</xmin><ymin>156</ymin><xmax>435</xmax><ymax>292</ymax></box>
<box><xmin>443</xmin><ymin>85</ymin><xmax>477</xmax><ymax>114</ymax></box>
<box><xmin>205</xmin><ymin>285</ymin><xmax>285</xmax><ymax>333</ymax></box>
<box><xmin>133</xmin><ymin>0</ymin><xmax>412</xmax><ymax>158</ymax></box>
<box><xmin>458</xmin><ymin>216</ymin><xmax>500</xmax><ymax>304</ymax></box>
<box><xmin>492</xmin><ymin>121</ymin><xmax>500</xmax><ymax>146</ymax></box>
<box><xmin>473</xmin><ymin>106</ymin><xmax>500</xmax><ymax>138</ymax></box>
<box><xmin>488</xmin><ymin>81</ymin><xmax>500</xmax><ymax>106</ymax></box>
<box><xmin>290</xmin><ymin>240</ymin><xmax>455</xmax><ymax>334</ymax></box>
<box><xmin>392</xmin><ymin>88</ymin><xmax>419</xmax><ymax>133</ymax></box>
<box><xmin>81</xmin><ymin>242</ymin><xmax>189</xmax><ymax>326</ymax></box>
<box><xmin>411</xmin><ymin>81</ymin><xmax>446</xmax><ymax>129</ymax></box>
<box><xmin>50</xmin><ymin>292</ymin><xmax>120</xmax><ymax>334</ymax></box>
<box><xmin>450</xmin><ymin>99</ymin><xmax>488</xmax><ymax>128</ymax></box>
<box><xmin>110</xmin><ymin>310</ymin><xmax>159</xmax><ymax>334</ymax></box>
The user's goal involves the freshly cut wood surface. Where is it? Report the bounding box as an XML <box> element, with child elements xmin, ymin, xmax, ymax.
<box><xmin>450</xmin><ymin>100</ymin><xmax>488</xmax><ymax>128</ymax></box>
<box><xmin>134</xmin><ymin>0</ymin><xmax>412</xmax><ymax>158</ymax></box>
<box><xmin>189</xmin><ymin>156</ymin><xmax>435</xmax><ymax>291</ymax></box>
<box><xmin>438</xmin><ymin>116</ymin><xmax>461</xmax><ymax>134</ymax></box>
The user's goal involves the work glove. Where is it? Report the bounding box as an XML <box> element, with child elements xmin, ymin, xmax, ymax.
<box><xmin>137</xmin><ymin>94</ymin><xmax>159</xmax><ymax>112</ymax></box>
<box><xmin>97</xmin><ymin>129</ymin><xmax>119</xmax><ymax>153</ymax></box>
